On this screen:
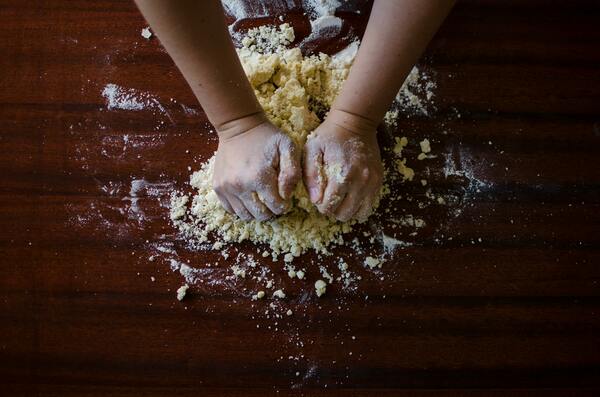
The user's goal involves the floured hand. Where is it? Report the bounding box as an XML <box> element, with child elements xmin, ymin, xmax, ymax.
<box><xmin>303</xmin><ymin>110</ymin><xmax>383</xmax><ymax>222</ymax></box>
<box><xmin>213</xmin><ymin>120</ymin><xmax>301</xmax><ymax>221</ymax></box>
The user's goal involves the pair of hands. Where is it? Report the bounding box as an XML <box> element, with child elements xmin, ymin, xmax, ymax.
<box><xmin>213</xmin><ymin>110</ymin><xmax>383</xmax><ymax>223</ymax></box>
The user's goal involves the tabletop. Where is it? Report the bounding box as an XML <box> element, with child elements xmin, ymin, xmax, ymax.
<box><xmin>1</xmin><ymin>0</ymin><xmax>600</xmax><ymax>396</ymax></box>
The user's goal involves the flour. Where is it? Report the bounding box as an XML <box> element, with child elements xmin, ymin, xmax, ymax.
<box><xmin>303</xmin><ymin>15</ymin><xmax>343</xmax><ymax>42</ymax></box>
<box><xmin>222</xmin><ymin>0</ymin><xmax>297</xmax><ymax>20</ymax></box>
<box><xmin>381</xmin><ymin>233</ymin><xmax>412</xmax><ymax>253</ymax></box>
<box><xmin>101</xmin><ymin>83</ymin><xmax>172</xmax><ymax>123</ymax></box>
<box><xmin>102</xmin><ymin>84</ymin><xmax>147</xmax><ymax>111</ymax></box>
<box><xmin>331</xmin><ymin>40</ymin><xmax>360</xmax><ymax>67</ymax></box>
<box><xmin>302</xmin><ymin>0</ymin><xmax>341</xmax><ymax>18</ymax></box>
<box><xmin>384</xmin><ymin>67</ymin><xmax>436</xmax><ymax>124</ymax></box>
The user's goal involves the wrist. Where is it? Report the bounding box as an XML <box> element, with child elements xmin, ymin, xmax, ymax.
<box><xmin>215</xmin><ymin>111</ymin><xmax>269</xmax><ymax>141</ymax></box>
<box><xmin>325</xmin><ymin>108</ymin><xmax>379</xmax><ymax>137</ymax></box>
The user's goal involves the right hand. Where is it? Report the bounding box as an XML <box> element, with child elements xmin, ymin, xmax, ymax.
<box><xmin>302</xmin><ymin>110</ymin><xmax>383</xmax><ymax>222</ymax></box>
<box><xmin>213</xmin><ymin>120</ymin><xmax>301</xmax><ymax>221</ymax></box>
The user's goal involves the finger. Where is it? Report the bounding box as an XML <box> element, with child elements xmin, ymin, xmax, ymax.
<box><xmin>355</xmin><ymin>189</ymin><xmax>378</xmax><ymax>222</ymax></box>
<box><xmin>257</xmin><ymin>182</ymin><xmax>287</xmax><ymax>215</ymax></box>
<box><xmin>241</xmin><ymin>192</ymin><xmax>273</xmax><ymax>222</ymax></box>
<box><xmin>228</xmin><ymin>195</ymin><xmax>253</xmax><ymax>221</ymax></box>
<box><xmin>334</xmin><ymin>187</ymin><xmax>364</xmax><ymax>222</ymax></box>
<box><xmin>215</xmin><ymin>190</ymin><xmax>234</xmax><ymax>214</ymax></box>
<box><xmin>303</xmin><ymin>141</ymin><xmax>325</xmax><ymax>204</ymax></box>
<box><xmin>318</xmin><ymin>181</ymin><xmax>348</xmax><ymax>216</ymax></box>
<box><xmin>277</xmin><ymin>138</ymin><xmax>301</xmax><ymax>200</ymax></box>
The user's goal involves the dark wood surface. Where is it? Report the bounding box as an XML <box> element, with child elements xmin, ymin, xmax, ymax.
<box><xmin>2</xmin><ymin>0</ymin><xmax>600</xmax><ymax>395</ymax></box>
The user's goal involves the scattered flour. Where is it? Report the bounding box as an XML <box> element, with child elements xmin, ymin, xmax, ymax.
<box><xmin>302</xmin><ymin>0</ymin><xmax>341</xmax><ymax>18</ymax></box>
<box><xmin>381</xmin><ymin>233</ymin><xmax>412</xmax><ymax>254</ymax></box>
<box><xmin>102</xmin><ymin>84</ymin><xmax>146</xmax><ymax>111</ymax></box>
<box><xmin>221</xmin><ymin>0</ymin><xmax>297</xmax><ymax>20</ymax></box>
<box><xmin>384</xmin><ymin>67</ymin><xmax>436</xmax><ymax>124</ymax></box>
<box><xmin>101</xmin><ymin>84</ymin><xmax>171</xmax><ymax>123</ymax></box>
<box><xmin>304</xmin><ymin>15</ymin><xmax>343</xmax><ymax>42</ymax></box>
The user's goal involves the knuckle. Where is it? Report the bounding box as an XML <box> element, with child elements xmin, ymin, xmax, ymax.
<box><xmin>336</xmin><ymin>212</ymin><xmax>351</xmax><ymax>222</ymax></box>
<box><xmin>361</xmin><ymin>168</ymin><xmax>370</xmax><ymax>181</ymax></box>
<box><xmin>213</xmin><ymin>182</ymin><xmax>224</xmax><ymax>194</ymax></box>
<box><xmin>230</xmin><ymin>178</ymin><xmax>244</xmax><ymax>191</ymax></box>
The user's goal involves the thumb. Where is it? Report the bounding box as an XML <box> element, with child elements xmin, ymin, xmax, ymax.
<box><xmin>303</xmin><ymin>141</ymin><xmax>324</xmax><ymax>204</ymax></box>
<box><xmin>277</xmin><ymin>138</ymin><xmax>301</xmax><ymax>200</ymax></box>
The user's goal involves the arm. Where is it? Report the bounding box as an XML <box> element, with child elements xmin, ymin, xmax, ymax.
<box><xmin>134</xmin><ymin>0</ymin><xmax>300</xmax><ymax>220</ymax></box>
<box><xmin>304</xmin><ymin>0</ymin><xmax>455</xmax><ymax>221</ymax></box>
<box><xmin>333</xmin><ymin>0</ymin><xmax>455</xmax><ymax>123</ymax></box>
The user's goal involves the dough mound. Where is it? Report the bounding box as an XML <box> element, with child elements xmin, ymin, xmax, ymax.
<box><xmin>171</xmin><ymin>24</ymin><xmax>364</xmax><ymax>259</ymax></box>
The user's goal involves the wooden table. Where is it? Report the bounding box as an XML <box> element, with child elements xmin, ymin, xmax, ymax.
<box><xmin>2</xmin><ymin>0</ymin><xmax>600</xmax><ymax>395</ymax></box>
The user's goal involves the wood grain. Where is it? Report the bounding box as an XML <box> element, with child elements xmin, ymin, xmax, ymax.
<box><xmin>1</xmin><ymin>0</ymin><xmax>600</xmax><ymax>395</ymax></box>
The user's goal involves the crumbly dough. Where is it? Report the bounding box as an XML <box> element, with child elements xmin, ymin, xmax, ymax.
<box><xmin>169</xmin><ymin>24</ymin><xmax>430</xmax><ymax>261</ymax></box>
<box><xmin>171</xmin><ymin>24</ymin><xmax>363</xmax><ymax>258</ymax></box>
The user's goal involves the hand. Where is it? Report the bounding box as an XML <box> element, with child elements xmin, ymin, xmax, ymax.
<box><xmin>213</xmin><ymin>120</ymin><xmax>301</xmax><ymax>221</ymax></box>
<box><xmin>303</xmin><ymin>110</ymin><xmax>383</xmax><ymax>222</ymax></box>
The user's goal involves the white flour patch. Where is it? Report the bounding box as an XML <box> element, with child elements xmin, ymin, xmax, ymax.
<box><xmin>302</xmin><ymin>0</ymin><xmax>341</xmax><ymax>18</ymax></box>
<box><xmin>331</xmin><ymin>40</ymin><xmax>360</xmax><ymax>67</ymax></box>
<box><xmin>101</xmin><ymin>83</ymin><xmax>174</xmax><ymax>123</ymax></box>
<box><xmin>123</xmin><ymin>178</ymin><xmax>174</xmax><ymax>223</ymax></box>
<box><xmin>384</xmin><ymin>67</ymin><xmax>437</xmax><ymax>125</ymax></box>
<box><xmin>221</xmin><ymin>0</ymin><xmax>296</xmax><ymax>20</ymax></box>
<box><xmin>302</xmin><ymin>15</ymin><xmax>343</xmax><ymax>43</ymax></box>
<box><xmin>102</xmin><ymin>84</ymin><xmax>147</xmax><ymax>111</ymax></box>
<box><xmin>444</xmin><ymin>146</ymin><xmax>493</xmax><ymax>195</ymax></box>
<box><xmin>381</xmin><ymin>233</ymin><xmax>412</xmax><ymax>254</ymax></box>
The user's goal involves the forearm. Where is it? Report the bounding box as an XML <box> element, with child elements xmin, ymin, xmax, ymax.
<box><xmin>134</xmin><ymin>0</ymin><xmax>265</xmax><ymax>138</ymax></box>
<box><xmin>332</xmin><ymin>0</ymin><xmax>455</xmax><ymax>127</ymax></box>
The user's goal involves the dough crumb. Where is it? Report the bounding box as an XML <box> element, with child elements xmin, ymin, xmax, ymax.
<box><xmin>176</xmin><ymin>284</ymin><xmax>189</xmax><ymax>301</ymax></box>
<box><xmin>419</xmin><ymin>138</ymin><xmax>431</xmax><ymax>153</ymax></box>
<box><xmin>273</xmin><ymin>289</ymin><xmax>286</xmax><ymax>299</ymax></box>
<box><xmin>141</xmin><ymin>27</ymin><xmax>152</xmax><ymax>39</ymax></box>
<box><xmin>315</xmin><ymin>279</ymin><xmax>327</xmax><ymax>297</ymax></box>
<box><xmin>364</xmin><ymin>256</ymin><xmax>382</xmax><ymax>269</ymax></box>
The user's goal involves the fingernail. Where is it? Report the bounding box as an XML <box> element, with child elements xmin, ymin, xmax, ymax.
<box><xmin>309</xmin><ymin>187</ymin><xmax>319</xmax><ymax>202</ymax></box>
